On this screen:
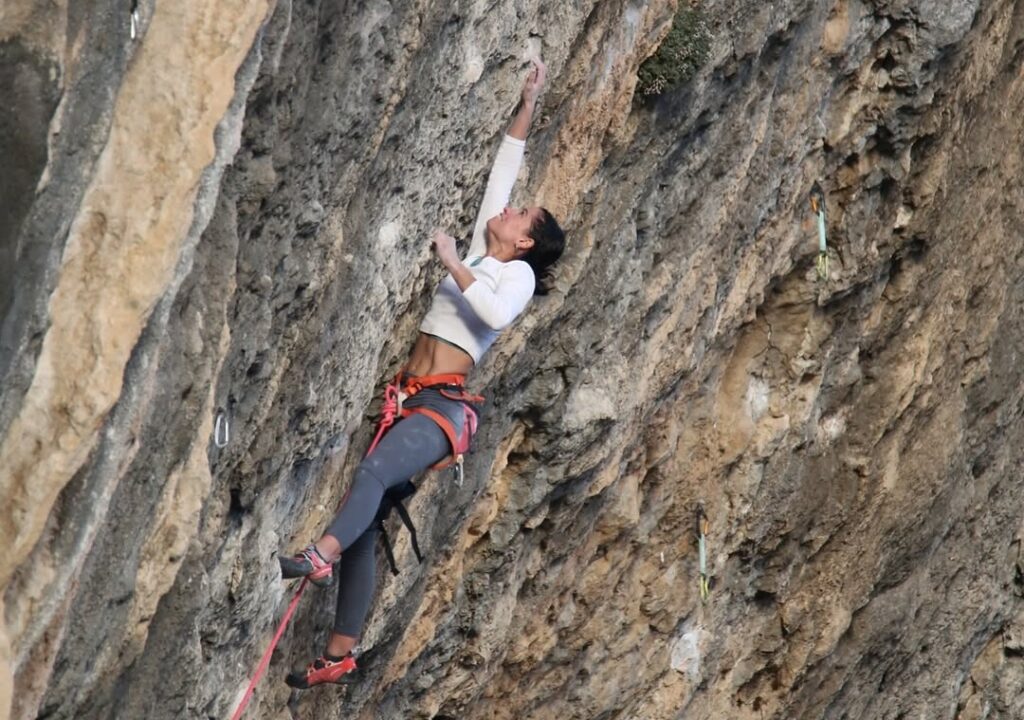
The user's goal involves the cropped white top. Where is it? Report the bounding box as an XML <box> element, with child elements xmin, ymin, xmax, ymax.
<box><xmin>419</xmin><ymin>135</ymin><xmax>535</xmax><ymax>362</ymax></box>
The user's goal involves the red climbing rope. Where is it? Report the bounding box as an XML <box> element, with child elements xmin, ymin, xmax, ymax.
<box><xmin>367</xmin><ymin>381</ymin><xmax>401</xmax><ymax>456</ymax></box>
<box><xmin>228</xmin><ymin>578</ymin><xmax>309</xmax><ymax>720</ymax></box>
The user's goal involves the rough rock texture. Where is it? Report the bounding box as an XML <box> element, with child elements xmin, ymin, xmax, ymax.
<box><xmin>2</xmin><ymin>0</ymin><xmax>1024</xmax><ymax>719</ymax></box>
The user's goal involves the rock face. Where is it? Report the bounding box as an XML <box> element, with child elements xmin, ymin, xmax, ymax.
<box><xmin>2</xmin><ymin>0</ymin><xmax>1023</xmax><ymax>718</ymax></box>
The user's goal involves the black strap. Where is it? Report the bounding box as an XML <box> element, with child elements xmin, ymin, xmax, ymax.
<box><xmin>375</xmin><ymin>489</ymin><xmax>423</xmax><ymax>576</ymax></box>
<box><xmin>379</xmin><ymin>522</ymin><xmax>400</xmax><ymax>576</ymax></box>
<box><xmin>392</xmin><ymin>500</ymin><xmax>423</xmax><ymax>565</ymax></box>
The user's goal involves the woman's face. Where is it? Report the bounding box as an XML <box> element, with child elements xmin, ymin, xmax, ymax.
<box><xmin>486</xmin><ymin>205</ymin><xmax>542</xmax><ymax>257</ymax></box>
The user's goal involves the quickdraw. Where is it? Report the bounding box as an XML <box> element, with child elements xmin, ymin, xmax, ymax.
<box><xmin>696</xmin><ymin>505</ymin><xmax>710</xmax><ymax>603</ymax></box>
<box><xmin>810</xmin><ymin>181</ymin><xmax>829</xmax><ymax>281</ymax></box>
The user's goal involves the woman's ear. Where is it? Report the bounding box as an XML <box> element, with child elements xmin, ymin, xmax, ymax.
<box><xmin>516</xmin><ymin>235</ymin><xmax>536</xmax><ymax>254</ymax></box>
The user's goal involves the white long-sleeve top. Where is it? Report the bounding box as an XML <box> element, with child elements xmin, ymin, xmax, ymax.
<box><xmin>419</xmin><ymin>135</ymin><xmax>535</xmax><ymax>362</ymax></box>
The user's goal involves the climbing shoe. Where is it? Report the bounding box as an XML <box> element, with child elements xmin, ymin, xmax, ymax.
<box><xmin>285</xmin><ymin>654</ymin><xmax>357</xmax><ymax>689</ymax></box>
<box><xmin>278</xmin><ymin>545</ymin><xmax>334</xmax><ymax>588</ymax></box>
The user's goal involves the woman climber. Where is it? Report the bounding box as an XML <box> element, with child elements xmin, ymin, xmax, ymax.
<box><xmin>278</xmin><ymin>58</ymin><xmax>565</xmax><ymax>689</ymax></box>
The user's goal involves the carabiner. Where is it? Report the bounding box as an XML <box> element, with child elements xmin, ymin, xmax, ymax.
<box><xmin>214</xmin><ymin>410</ymin><xmax>230</xmax><ymax>449</ymax></box>
<box><xmin>452</xmin><ymin>454</ymin><xmax>464</xmax><ymax>488</ymax></box>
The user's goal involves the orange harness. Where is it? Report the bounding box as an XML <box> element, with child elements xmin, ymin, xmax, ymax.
<box><xmin>367</xmin><ymin>371</ymin><xmax>483</xmax><ymax>470</ymax></box>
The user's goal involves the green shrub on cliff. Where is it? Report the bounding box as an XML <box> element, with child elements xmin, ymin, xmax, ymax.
<box><xmin>637</xmin><ymin>5</ymin><xmax>711</xmax><ymax>96</ymax></box>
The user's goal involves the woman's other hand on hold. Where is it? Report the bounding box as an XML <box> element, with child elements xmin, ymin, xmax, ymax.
<box><xmin>433</xmin><ymin>229</ymin><xmax>477</xmax><ymax>292</ymax></box>
<box><xmin>432</xmin><ymin>229</ymin><xmax>459</xmax><ymax>267</ymax></box>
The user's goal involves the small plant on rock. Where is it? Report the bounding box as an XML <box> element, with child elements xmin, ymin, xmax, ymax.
<box><xmin>637</xmin><ymin>4</ymin><xmax>711</xmax><ymax>96</ymax></box>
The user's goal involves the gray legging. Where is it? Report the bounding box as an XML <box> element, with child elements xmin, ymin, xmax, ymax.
<box><xmin>327</xmin><ymin>389</ymin><xmax>469</xmax><ymax>636</ymax></box>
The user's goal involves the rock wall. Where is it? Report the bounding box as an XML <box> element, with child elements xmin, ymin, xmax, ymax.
<box><xmin>2</xmin><ymin>0</ymin><xmax>1023</xmax><ymax>719</ymax></box>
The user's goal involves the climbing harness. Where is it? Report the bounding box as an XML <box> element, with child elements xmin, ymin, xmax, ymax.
<box><xmin>228</xmin><ymin>371</ymin><xmax>482</xmax><ymax>718</ymax></box>
<box><xmin>696</xmin><ymin>505</ymin><xmax>710</xmax><ymax>603</ymax></box>
<box><xmin>810</xmin><ymin>182</ymin><xmax>829</xmax><ymax>280</ymax></box>
<box><xmin>368</xmin><ymin>371</ymin><xmax>482</xmax><ymax>574</ymax></box>
<box><xmin>214</xmin><ymin>410</ymin><xmax>230</xmax><ymax>449</ymax></box>
<box><xmin>376</xmin><ymin>371</ymin><xmax>482</xmax><ymax>469</ymax></box>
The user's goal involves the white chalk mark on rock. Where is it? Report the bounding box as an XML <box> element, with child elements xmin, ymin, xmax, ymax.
<box><xmin>670</xmin><ymin>623</ymin><xmax>704</xmax><ymax>679</ymax></box>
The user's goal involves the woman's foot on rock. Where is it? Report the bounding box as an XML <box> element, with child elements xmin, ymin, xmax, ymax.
<box><xmin>285</xmin><ymin>654</ymin><xmax>357</xmax><ymax>689</ymax></box>
<box><xmin>278</xmin><ymin>545</ymin><xmax>334</xmax><ymax>587</ymax></box>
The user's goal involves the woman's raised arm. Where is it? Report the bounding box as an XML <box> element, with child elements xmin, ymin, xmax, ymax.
<box><xmin>466</xmin><ymin>58</ymin><xmax>547</xmax><ymax>258</ymax></box>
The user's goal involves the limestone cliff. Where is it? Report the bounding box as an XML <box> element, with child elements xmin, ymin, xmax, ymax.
<box><xmin>2</xmin><ymin>0</ymin><xmax>1023</xmax><ymax>719</ymax></box>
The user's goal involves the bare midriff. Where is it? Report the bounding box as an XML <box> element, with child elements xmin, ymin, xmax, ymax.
<box><xmin>405</xmin><ymin>332</ymin><xmax>474</xmax><ymax>377</ymax></box>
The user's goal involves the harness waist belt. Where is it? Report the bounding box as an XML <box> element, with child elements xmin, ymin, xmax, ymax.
<box><xmin>391</xmin><ymin>370</ymin><xmax>482</xmax><ymax>469</ymax></box>
<box><xmin>399</xmin><ymin>371</ymin><xmax>469</xmax><ymax>396</ymax></box>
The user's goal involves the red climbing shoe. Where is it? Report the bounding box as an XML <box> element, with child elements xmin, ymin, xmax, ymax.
<box><xmin>278</xmin><ymin>545</ymin><xmax>334</xmax><ymax>588</ymax></box>
<box><xmin>285</xmin><ymin>654</ymin><xmax>357</xmax><ymax>689</ymax></box>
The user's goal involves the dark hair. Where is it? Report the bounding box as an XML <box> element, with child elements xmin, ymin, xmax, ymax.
<box><xmin>523</xmin><ymin>208</ymin><xmax>565</xmax><ymax>295</ymax></box>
